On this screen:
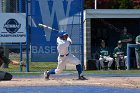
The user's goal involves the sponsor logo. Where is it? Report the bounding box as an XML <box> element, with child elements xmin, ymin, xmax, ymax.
<box><xmin>0</xmin><ymin>18</ymin><xmax>25</xmax><ymax>38</ymax></box>
<box><xmin>3</xmin><ymin>19</ymin><xmax>21</xmax><ymax>34</ymax></box>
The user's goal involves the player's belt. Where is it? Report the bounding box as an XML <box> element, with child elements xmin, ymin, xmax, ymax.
<box><xmin>60</xmin><ymin>53</ymin><xmax>69</xmax><ymax>57</ymax></box>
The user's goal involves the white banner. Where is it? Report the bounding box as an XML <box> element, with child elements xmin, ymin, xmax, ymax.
<box><xmin>0</xmin><ymin>13</ymin><xmax>26</xmax><ymax>42</ymax></box>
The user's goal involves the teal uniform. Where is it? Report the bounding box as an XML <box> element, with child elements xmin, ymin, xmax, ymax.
<box><xmin>135</xmin><ymin>35</ymin><xmax>140</xmax><ymax>69</ymax></box>
<box><xmin>99</xmin><ymin>47</ymin><xmax>110</xmax><ymax>56</ymax></box>
<box><xmin>113</xmin><ymin>47</ymin><xmax>125</xmax><ymax>56</ymax></box>
<box><xmin>135</xmin><ymin>35</ymin><xmax>140</xmax><ymax>51</ymax></box>
<box><xmin>113</xmin><ymin>46</ymin><xmax>127</xmax><ymax>69</ymax></box>
<box><xmin>120</xmin><ymin>33</ymin><xmax>133</xmax><ymax>51</ymax></box>
<box><xmin>98</xmin><ymin>47</ymin><xmax>113</xmax><ymax>69</ymax></box>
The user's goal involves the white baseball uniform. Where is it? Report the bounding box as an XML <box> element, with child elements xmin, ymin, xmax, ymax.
<box><xmin>54</xmin><ymin>37</ymin><xmax>81</xmax><ymax>74</ymax></box>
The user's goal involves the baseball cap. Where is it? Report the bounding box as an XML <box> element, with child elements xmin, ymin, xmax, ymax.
<box><xmin>118</xmin><ymin>40</ymin><xmax>122</xmax><ymax>44</ymax></box>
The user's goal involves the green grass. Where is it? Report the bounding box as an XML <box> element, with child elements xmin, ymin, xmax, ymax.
<box><xmin>1</xmin><ymin>55</ymin><xmax>140</xmax><ymax>75</ymax></box>
<box><xmin>1</xmin><ymin>62</ymin><xmax>140</xmax><ymax>74</ymax></box>
<box><xmin>6</xmin><ymin>53</ymin><xmax>140</xmax><ymax>74</ymax></box>
<box><xmin>0</xmin><ymin>62</ymin><xmax>58</xmax><ymax>72</ymax></box>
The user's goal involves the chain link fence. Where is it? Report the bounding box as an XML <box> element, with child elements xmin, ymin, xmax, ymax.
<box><xmin>0</xmin><ymin>47</ymin><xmax>57</xmax><ymax>72</ymax></box>
<box><xmin>0</xmin><ymin>0</ymin><xmax>58</xmax><ymax>72</ymax></box>
<box><xmin>0</xmin><ymin>0</ymin><xmax>83</xmax><ymax>72</ymax></box>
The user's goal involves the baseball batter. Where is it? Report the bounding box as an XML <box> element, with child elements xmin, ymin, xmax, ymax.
<box><xmin>44</xmin><ymin>31</ymin><xmax>87</xmax><ymax>80</ymax></box>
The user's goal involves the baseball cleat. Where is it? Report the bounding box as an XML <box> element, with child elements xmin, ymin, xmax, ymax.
<box><xmin>78</xmin><ymin>75</ymin><xmax>88</xmax><ymax>80</ymax></box>
<box><xmin>44</xmin><ymin>71</ymin><xmax>50</xmax><ymax>80</ymax></box>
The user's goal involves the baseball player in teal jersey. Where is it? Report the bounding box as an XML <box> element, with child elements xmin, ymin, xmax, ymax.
<box><xmin>120</xmin><ymin>27</ymin><xmax>133</xmax><ymax>51</ymax></box>
<box><xmin>44</xmin><ymin>31</ymin><xmax>87</xmax><ymax>80</ymax></box>
<box><xmin>113</xmin><ymin>40</ymin><xmax>127</xmax><ymax>70</ymax></box>
<box><xmin>98</xmin><ymin>40</ymin><xmax>113</xmax><ymax>70</ymax></box>
<box><xmin>135</xmin><ymin>35</ymin><xmax>140</xmax><ymax>69</ymax></box>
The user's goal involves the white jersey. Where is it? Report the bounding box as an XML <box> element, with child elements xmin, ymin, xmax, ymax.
<box><xmin>57</xmin><ymin>37</ymin><xmax>72</xmax><ymax>55</ymax></box>
<box><xmin>55</xmin><ymin>37</ymin><xmax>81</xmax><ymax>74</ymax></box>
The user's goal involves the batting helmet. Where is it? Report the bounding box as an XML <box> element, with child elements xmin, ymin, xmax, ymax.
<box><xmin>58</xmin><ymin>31</ymin><xmax>68</xmax><ymax>37</ymax></box>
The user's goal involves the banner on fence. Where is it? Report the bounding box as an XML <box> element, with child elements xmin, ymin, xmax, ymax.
<box><xmin>31</xmin><ymin>0</ymin><xmax>83</xmax><ymax>62</ymax></box>
<box><xmin>0</xmin><ymin>13</ymin><xmax>26</xmax><ymax>42</ymax></box>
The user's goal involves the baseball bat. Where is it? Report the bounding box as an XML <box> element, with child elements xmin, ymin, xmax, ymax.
<box><xmin>38</xmin><ymin>23</ymin><xmax>59</xmax><ymax>31</ymax></box>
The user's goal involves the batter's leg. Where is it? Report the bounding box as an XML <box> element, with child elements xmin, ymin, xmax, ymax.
<box><xmin>44</xmin><ymin>58</ymin><xmax>65</xmax><ymax>80</ymax></box>
<box><xmin>76</xmin><ymin>64</ymin><xmax>82</xmax><ymax>77</ymax></box>
<box><xmin>44</xmin><ymin>69</ymin><xmax>55</xmax><ymax>80</ymax></box>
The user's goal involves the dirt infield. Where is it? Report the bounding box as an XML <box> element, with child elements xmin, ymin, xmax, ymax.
<box><xmin>1</xmin><ymin>76</ymin><xmax>140</xmax><ymax>88</ymax></box>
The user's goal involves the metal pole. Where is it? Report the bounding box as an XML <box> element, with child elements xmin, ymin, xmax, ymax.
<box><xmin>26</xmin><ymin>0</ymin><xmax>29</xmax><ymax>72</ymax></box>
<box><xmin>127</xmin><ymin>44</ymin><xmax>130</xmax><ymax>70</ymax></box>
<box><xmin>81</xmin><ymin>0</ymin><xmax>84</xmax><ymax>71</ymax></box>
<box><xmin>95</xmin><ymin>0</ymin><xmax>97</xmax><ymax>9</ymax></box>
<box><xmin>19</xmin><ymin>0</ymin><xmax>22</xmax><ymax>12</ymax></box>
<box><xmin>20</xmin><ymin>43</ymin><xmax>23</xmax><ymax>71</ymax></box>
<box><xmin>19</xmin><ymin>0</ymin><xmax>23</xmax><ymax>72</ymax></box>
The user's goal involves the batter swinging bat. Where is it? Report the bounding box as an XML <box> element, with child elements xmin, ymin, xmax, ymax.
<box><xmin>38</xmin><ymin>23</ymin><xmax>59</xmax><ymax>31</ymax></box>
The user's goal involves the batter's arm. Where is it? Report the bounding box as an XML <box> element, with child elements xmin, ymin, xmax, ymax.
<box><xmin>67</xmin><ymin>37</ymin><xmax>72</xmax><ymax>44</ymax></box>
